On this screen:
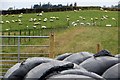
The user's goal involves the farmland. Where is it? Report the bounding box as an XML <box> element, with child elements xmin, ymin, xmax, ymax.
<box><xmin>0</xmin><ymin>10</ymin><xmax>119</xmax><ymax>54</ymax></box>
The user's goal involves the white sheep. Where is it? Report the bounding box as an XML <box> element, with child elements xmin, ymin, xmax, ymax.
<box><xmin>66</xmin><ymin>18</ymin><xmax>70</xmax><ymax>21</ymax></box>
<box><xmin>86</xmin><ymin>22</ymin><xmax>91</xmax><ymax>25</ymax></box>
<box><xmin>29</xmin><ymin>18</ymin><xmax>33</xmax><ymax>22</ymax></box>
<box><xmin>79</xmin><ymin>9</ymin><xmax>82</xmax><ymax>11</ymax></box>
<box><xmin>34</xmin><ymin>22</ymin><xmax>40</xmax><ymax>25</ymax></box>
<box><xmin>100</xmin><ymin>8</ymin><xmax>104</xmax><ymax>11</ymax></box>
<box><xmin>39</xmin><ymin>13</ymin><xmax>42</xmax><ymax>16</ymax></box>
<box><xmin>6</xmin><ymin>29</ymin><xmax>10</xmax><ymax>31</ymax></box>
<box><xmin>83</xmin><ymin>18</ymin><xmax>86</xmax><ymax>20</ymax></box>
<box><xmin>11</xmin><ymin>20</ymin><xmax>15</xmax><ymax>23</ymax></box>
<box><xmin>38</xmin><ymin>18</ymin><xmax>41</xmax><ymax>21</ymax></box>
<box><xmin>91</xmin><ymin>18</ymin><xmax>93</xmax><ymax>21</ymax></box>
<box><xmin>112</xmin><ymin>18</ymin><xmax>116</xmax><ymax>20</ymax></box>
<box><xmin>80</xmin><ymin>22</ymin><xmax>85</xmax><ymax>25</ymax></box>
<box><xmin>56</xmin><ymin>17</ymin><xmax>59</xmax><ymax>20</ymax></box>
<box><xmin>26</xmin><ymin>26</ymin><xmax>29</xmax><ymax>28</ymax></box>
<box><xmin>79</xmin><ymin>16</ymin><xmax>83</xmax><ymax>19</ymax></box>
<box><xmin>106</xmin><ymin>24</ymin><xmax>112</xmax><ymax>27</ymax></box>
<box><xmin>18</xmin><ymin>22</ymin><xmax>22</xmax><ymax>25</ymax></box>
<box><xmin>74</xmin><ymin>10</ymin><xmax>78</xmax><ymax>12</ymax></box>
<box><xmin>11</xmin><ymin>15</ymin><xmax>15</xmax><ymax>17</ymax></box>
<box><xmin>33</xmin><ymin>26</ymin><xmax>37</xmax><ymax>29</ymax></box>
<box><xmin>18</xmin><ymin>19</ymin><xmax>21</xmax><ymax>22</ymax></box>
<box><xmin>6</xmin><ymin>20</ymin><xmax>10</xmax><ymax>23</ymax></box>
<box><xmin>5</xmin><ymin>14</ymin><xmax>8</xmax><ymax>17</ymax></box>
<box><xmin>41</xmin><ymin>26</ymin><xmax>47</xmax><ymax>29</ymax></box>
<box><xmin>50</xmin><ymin>19</ymin><xmax>54</xmax><ymax>22</ymax></box>
<box><xmin>41</xmin><ymin>11</ymin><xmax>44</xmax><ymax>13</ymax></box>
<box><xmin>95</xmin><ymin>17</ymin><xmax>98</xmax><ymax>20</ymax></box>
<box><xmin>37</xmin><ymin>13</ymin><xmax>39</xmax><ymax>16</ymax></box>
<box><xmin>67</xmin><ymin>15</ymin><xmax>69</xmax><ymax>18</ymax></box>
<box><xmin>33</xmin><ymin>18</ymin><xmax>37</xmax><ymax>22</ymax></box>
<box><xmin>21</xmin><ymin>13</ymin><xmax>23</xmax><ymax>14</ymax></box>
<box><xmin>43</xmin><ymin>18</ymin><xmax>47</xmax><ymax>22</ymax></box>
<box><xmin>76</xmin><ymin>20</ymin><xmax>79</xmax><ymax>22</ymax></box>
<box><xmin>105</xmin><ymin>10</ymin><xmax>108</xmax><ymax>13</ymax></box>
<box><xmin>72</xmin><ymin>22</ymin><xmax>75</xmax><ymax>25</ymax></box>
<box><xmin>73</xmin><ymin>23</ymin><xmax>77</xmax><ymax>26</ymax></box>
<box><xmin>18</xmin><ymin>15</ymin><xmax>22</xmax><ymax>18</ymax></box>
<box><xmin>0</xmin><ymin>21</ymin><xmax>4</xmax><ymax>24</ymax></box>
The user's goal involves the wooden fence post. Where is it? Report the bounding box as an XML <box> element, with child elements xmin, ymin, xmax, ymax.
<box><xmin>49</xmin><ymin>33</ymin><xmax>55</xmax><ymax>58</ymax></box>
<box><xmin>96</xmin><ymin>43</ymin><xmax>100</xmax><ymax>53</ymax></box>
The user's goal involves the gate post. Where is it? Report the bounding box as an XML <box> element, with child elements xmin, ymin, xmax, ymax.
<box><xmin>49</xmin><ymin>33</ymin><xmax>55</xmax><ymax>58</ymax></box>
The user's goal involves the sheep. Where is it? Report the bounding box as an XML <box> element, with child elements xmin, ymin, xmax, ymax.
<box><xmin>76</xmin><ymin>20</ymin><xmax>79</xmax><ymax>22</ymax></box>
<box><xmin>11</xmin><ymin>20</ymin><xmax>15</xmax><ymax>23</ymax></box>
<box><xmin>18</xmin><ymin>22</ymin><xmax>22</xmax><ymax>25</ymax></box>
<box><xmin>79</xmin><ymin>9</ymin><xmax>82</xmax><ymax>11</ymax></box>
<box><xmin>5</xmin><ymin>14</ymin><xmax>8</xmax><ymax>17</ymax></box>
<box><xmin>105</xmin><ymin>15</ymin><xmax>108</xmax><ymax>18</ymax></box>
<box><xmin>66</xmin><ymin>18</ymin><xmax>70</xmax><ymax>21</ymax></box>
<box><xmin>80</xmin><ymin>22</ymin><xmax>85</xmax><ymax>25</ymax></box>
<box><xmin>6</xmin><ymin>29</ymin><xmax>10</xmax><ymax>31</ymax></box>
<box><xmin>79</xmin><ymin>16</ymin><xmax>83</xmax><ymax>19</ymax></box>
<box><xmin>26</xmin><ymin>26</ymin><xmax>29</xmax><ymax>28</ymax></box>
<box><xmin>86</xmin><ymin>22</ymin><xmax>91</xmax><ymax>26</ymax></box>
<box><xmin>29</xmin><ymin>18</ymin><xmax>33</xmax><ymax>22</ymax></box>
<box><xmin>112</xmin><ymin>18</ymin><xmax>116</xmax><ymax>20</ymax></box>
<box><xmin>18</xmin><ymin>15</ymin><xmax>22</xmax><ymax>18</ymax></box>
<box><xmin>106</xmin><ymin>24</ymin><xmax>112</xmax><ymax>27</ymax></box>
<box><xmin>43</xmin><ymin>18</ymin><xmax>47</xmax><ymax>22</ymax></box>
<box><xmin>0</xmin><ymin>21</ymin><xmax>4</xmax><ymax>24</ymax></box>
<box><xmin>56</xmin><ymin>17</ymin><xmax>59</xmax><ymax>20</ymax></box>
<box><xmin>41</xmin><ymin>26</ymin><xmax>47</xmax><ymax>29</ymax></box>
<box><xmin>6</xmin><ymin>20</ymin><xmax>10</xmax><ymax>23</ymax></box>
<box><xmin>34</xmin><ymin>22</ymin><xmax>40</xmax><ymax>25</ymax></box>
<box><xmin>39</xmin><ymin>13</ymin><xmax>42</xmax><ymax>16</ymax></box>
<box><xmin>95</xmin><ymin>17</ymin><xmax>98</xmax><ymax>20</ymax></box>
<box><xmin>74</xmin><ymin>10</ymin><xmax>78</xmax><ymax>12</ymax></box>
<box><xmin>15</xmin><ymin>20</ymin><xmax>18</xmax><ymax>22</ymax></box>
<box><xmin>18</xmin><ymin>19</ymin><xmax>21</xmax><ymax>22</ymax></box>
<box><xmin>72</xmin><ymin>22</ymin><xmax>75</xmax><ymax>25</ymax></box>
<box><xmin>83</xmin><ymin>18</ymin><xmax>86</xmax><ymax>20</ymax></box>
<box><xmin>105</xmin><ymin>10</ymin><xmax>108</xmax><ymax>13</ymax></box>
<box><xmin>11</xmin><ymin>15</ymin><xmax>15</xmax><ymax>17</ymax></box>
<box><xmin>38</xmin><ymin>18</ymin><xmax>42</xmax><ymax>21</ymax></box>
<box><xmin>91</xmin><ymin>18</ymin><xmax>93</xmax><ymax>21</ymax></box>
<box><xmin>73</xmin><ymin>23</ymin><xmax>77</xmax><ymax>26</ymax></box>
<box><xmin>41</xmin><ymin>11</ymin><xmax>44</xmax><ymax>13</ymax></box>
<box><xmin>67</xmin><ymin>15</ymin><xmax>69</xmax><ymax>18</ymax></box>
<box><xmin>33</xmin><ymin>18</ymin><xmax>37</xmax><ymax>22</ymax></box>
<box><xmin>50</xmin><ymin>19</ymin><xmax>54</xmax><ymax>22</ymax></box>
<box><xmin>33</xmin><ymin>26</ymin><xmax>37</xmax><ymax>29</ymax></box>
<box><xmin>100</xmin><ymin>8</ymin><xmax>104</xmax><ymax>11</ymax></box>
<box><xmin>37</xmin><ymin>13</ymin><xmax>39</xmax><ymax>16</ymax></box>
<box><xmin>21</xmin><ymin>13</ymin><xmax>23</xmax><ymax>14</ymax></box>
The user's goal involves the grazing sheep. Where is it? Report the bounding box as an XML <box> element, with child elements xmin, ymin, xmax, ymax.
<box><xmin>37</xmin><ymin>13</ymin><xmax>39</xmax><ymax>16</ymax></box>
<box><xmin>18</xmin><ymin>22</ymin><xmax>22</xmax><ymax>25</ymax></box>
<box><xmin>39</xmin><ymin>13</ymin><xmax>42</xmax><ymax>16</ymax></box>
<box><xmin>79</xmin><ymin>16</ymin><xmax>83</xmax><ymax>19</ymax></box>
<box><xmin>38</xmin><ymin>18</ymin><xmax>42</xmax><ymax>21</ymax></box>
<box><xmin>67</xmin><ymin>15</ymin><xmax>69</xmax><ymax>18</ymax></box>
<box><xmin>79</xmin><ymin>9</ymin><xmax>82</xmax><ymax>11</ymax></box>
<box><xmin>72</xmin><ymin>22</ymin><xmax>75</xmax><ymax>25</ymax></box>
<box><xmin>21</xmin><ymin>13</ymin><xmax>23</xmax><ymax>14</ymax></box>
<box><xmin>66</xmin><ymin>18</ymin><xmax>70</xmax><ymax>21</ymax></box>
<box><xmin>43</xmin><ymin>18</ymin><xmax>47</xmax><ymax>22</ymax></box>
<box><xmin>86</xmin><ymin>22</ymin><xmax>91</xmax><ymax>26</ymax></box>
<box><xmin>11</xmin><ymin>15</ymin><xmax>15</xmax><ymax>17</ymax></box>
<box><xmin>33</xmin><ymin>18</ymin><xmax>37</xmax><ymax>22</ymax></box>
<box><xmin>112</xmin><ymin>18</ymin><xmax>116</xmax><ymax>20</ymax></box>
<box><xmin>0</xmin><ymin>21</ymin><xmax>4</xmax><ymax>24</ymax></box>
<box><xmin>74</xmin><ymin>10</ymin><xmax>78</xmax><ymax>12</ymax></box>
<box><xmin>34</xmin><ymin>22</ymin><xmax>40</xmax><ymax>25</ymax></box>
<box><xmin>56</xmin><ymin>17</ymin><xmax>59</xmax><ymax>20</ymax></box>
<box><xmin>104</xmin><ymin>10</ymin><xmax>108</xmax><ymax>13</ymax></box>
<box><xmin>11</xmin><ymin>20</ymin><xmax>15</xmax><ymax>23</ymax></box>
<box><xmin>5</xmin><ymin>14</ymin><xmax>8</xmax><ymax>17</ymax></box>
<box><xmin>50</xmin><ymin>19</ymin><xmax>53</xmax><ymax>22</ymax></box>
<box><xmin>6</xmin><ymin>20</ymin><xmax>10</xmax><ymax>23</ymax></box>
<box><xmin>95</xmin><ymin>17</ymin><xmax>98</xmax><ymax>20</ymax></box>
<box><xmin>33</xmin><ymin>26</ymin><xmax>37</xmax><ymax>29</ymax></box>
<box><xmin>80</xmin><ymin>22</ymin><xmax>85</xmax><ymax>25</ymax></box>
<box><xmin>41</xmin><ymin>26</ymin><xmax>47</xmax><ymax>29</ymax></box>
<box><xmin>106</xmin><ymin>24</ymin><xmax>112</xmax><ymax>27</ymax></box>
<box><xmin>41</xmin><ymin>11</ymin><xmax>44</xmax><ymax>13</ymax></box>
<box><xmin>76</xmin><ymin>20</ymin><xmax>79</xmax><ymax>23</ymax></box>
<box><xmin>6</xmin><ymin>29</ymin><xmax>10</xmax><ymax>31</ymax></box>
<box><xmin>29</xmin><ymin>18</ymin><xmax>33</xmax><ymax>22</ymax></box>
<box><xmin>100</xmin><ymin>8</ymin><xmax>104</xmax><ymax>11</ymax></box>
<box><xmin>73</xmin><ymin>23</ymin><xmax>77</xmax><ymax>26</ymax></box>
<box><xmin>83</xmin><ymin>18</ymin><xmax>86</xmax><ymax>20</ymax></box>
<box><xmin>91</xmin><ymin>18</ymin><xmax>93</xmax><ymax>21</ymax></box>
<box><xmin>18</xmin><ymin>19</ymin><xmax>21</xmax><ymax>22</ymax></box>
<box><xmin>26</xmin><ymin>26</ymin><xmax>29</xmax><ymax>28</ymax></box>
<box><xmin>18</xmin><ymin>15</ymin><xmax>22</xmax><ymax>18</ymax></box>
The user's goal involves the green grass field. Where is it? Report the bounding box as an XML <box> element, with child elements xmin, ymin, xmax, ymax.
<box><xmin>1</xmin><ymin>10</ymin><xmax>118</xmax><ymax>31</ymax></box>
<box><xmin>1</xmin><ymin>10</ymin><xmax>119</xmax><ymax>55</ymax></box>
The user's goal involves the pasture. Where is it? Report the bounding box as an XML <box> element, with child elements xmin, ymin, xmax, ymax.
<box><xmin>1</xmin><ymin>10</ymin><xmax>118</xmax><ymax>31</ymax></box>
<box><xmin>0</xmin><ymin>10</ymin><xmax>118</xmax><ymax>54</ymax></box>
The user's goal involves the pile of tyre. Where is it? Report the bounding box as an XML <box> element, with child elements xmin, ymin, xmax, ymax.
<box><xmin>3</xmin><ymin>50</ymin><xmax>120</xmax><ymax>80</ymax></box>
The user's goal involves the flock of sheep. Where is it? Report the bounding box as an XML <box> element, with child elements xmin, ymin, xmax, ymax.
<box><xmin>3</xmin><ymin>50</ymin><xmax>120</xmax><ymax>80</ymax></box>
<box><xmin>0</xmin><ymin>8</ymin><xmax>117</xmax><ymax>32</ymax></box>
